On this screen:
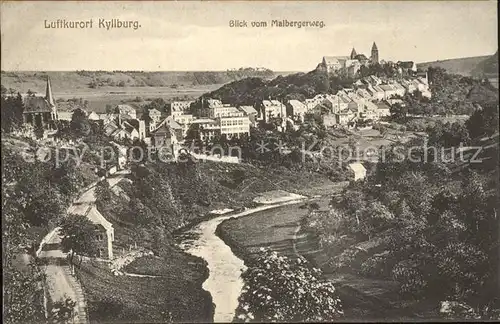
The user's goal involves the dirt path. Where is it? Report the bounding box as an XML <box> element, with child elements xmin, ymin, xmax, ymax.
<box><xmin>37</xmin><ymin>170</ymin><xmax>130</xmax><ymax>323</ymax></box>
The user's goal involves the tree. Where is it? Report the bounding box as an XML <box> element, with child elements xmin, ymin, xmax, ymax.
<box><xmin>234</xmin><ymin>249</ymin><xmax>343</xmax><ymax>322</ymax></box>
<box><xmin>3</xmin><ymin>262</ymin><xmax>46</xmax><ymax>324</ymax></box>
<box><xmin>1</xmin><ymin>92</ymin><xmax>25</xmax><ymax>132</ymax></box>
<box><xmin>390</xmin><ymin>102</ymin><xmax>408</xmax><ymax>120</ymax></box>
<box><xmin>95</xmin><ymin>179</ymin><xmax>111</xmax><ymax>203</ymax></box>
<box><xmin>59</xmin><ymin>215</ymin><xmax>99</xmax><ymax>268</ymax></box>
<box><xmin>70</xmin><ymin>108</ymin><xmax>90</xmax><ymax>137</ymax></box>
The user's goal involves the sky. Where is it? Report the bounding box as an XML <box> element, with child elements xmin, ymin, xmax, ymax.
<box><xmin>1</xmin><ymin>1</ymin><xmax>498</xmax><ymax>71</ymax></box>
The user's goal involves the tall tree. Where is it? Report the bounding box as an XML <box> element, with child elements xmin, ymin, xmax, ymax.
<box><xmin>59</xmin><ymin>215</ymin><xmax>99</xmax><ymax>267</ymax></box>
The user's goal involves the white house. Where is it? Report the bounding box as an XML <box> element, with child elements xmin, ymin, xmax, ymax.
<box><xmin>348</xmin><ymin>162</ymin><xmax>367</xmax><ymax>181</ymax></box>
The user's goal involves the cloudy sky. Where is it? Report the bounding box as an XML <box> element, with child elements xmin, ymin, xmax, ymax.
<box><xmin>1</xmin><ymin>1</ymin><xmax>497</xmax><ymax>71</ymax></box>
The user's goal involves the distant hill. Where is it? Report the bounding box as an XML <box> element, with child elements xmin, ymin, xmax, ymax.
<box><xmin>417</xmin><ymin>54</ymin><xmax>495</xmax><ymax>76</ymax></box>
<box><xmin>471</xmin><ymin>51</ymin><xmax>499</xmax><ymax>77</ymax></box>
<box><xmin>0</xmin><ymin>69</ymin><xmax>297</xmax><ymax>94</ymax></box>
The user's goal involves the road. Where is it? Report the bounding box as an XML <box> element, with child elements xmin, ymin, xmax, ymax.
<box><xmin>38</xmin><ymin>170</ymin><xmax>129</xmax><ymax>323</ymax></box>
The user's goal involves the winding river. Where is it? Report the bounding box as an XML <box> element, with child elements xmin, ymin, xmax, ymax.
<box><xmin>177</xmin><ymin>200</ymin><xmax>306</xmax><ymax>322</ymax></box>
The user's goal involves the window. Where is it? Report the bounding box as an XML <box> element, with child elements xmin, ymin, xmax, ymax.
<box><xmin>96</xmin><ymin>233</ymin><xmax>104</xmax><ymax>242</ymax></box>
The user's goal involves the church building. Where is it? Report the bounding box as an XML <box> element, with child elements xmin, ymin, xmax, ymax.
<box><xmin>23</xmin><ymin>77</ymin><xmax>59</xmax><ymax>129</ymax></box>
<box><xmin>320</xmin><ymin>41</ymin><xmax>380</xmax><ymax>75</ymax></box>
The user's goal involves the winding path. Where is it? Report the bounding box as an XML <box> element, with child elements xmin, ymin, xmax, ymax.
<box><xmin>37</xmin><ymin>170</ymin><xmax>129</xmax><ymax>324</ymax></box>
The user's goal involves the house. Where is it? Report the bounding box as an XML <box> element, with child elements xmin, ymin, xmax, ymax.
<box><xmin>336</xmin><ymin>108</ymin><xmax>357</xmax><ymax>125</ymax></box>
<box><xmin>238</xmin><ymin>105</ymin><xmax>258</xmax><ymax>124</ymax></box>
<box><xmin>380</xmin><ymin>84</ymin><xmax>397</xmax><ymax>99</ymax></box>
<box><xmin>325</xmin><ymin>95</ymin><xmax>349</xmax><ymax>113</ymax></box>
<box><xmin>400</xmin><ymin>79</ymin><xmax>418</xmax><ymax>94</ymax></box>
<box><xmin>121</xmin><ymin>121</ymin><xmax>140</xmax><ymax>140</ymax></box>
<box><xmin>392</xmin><ymin>82</ymin><xmax>406</xmax><ymax>97</ymax></box>
<box><xmin>98</xmin><ymin>113</ymin><xmax>117</xmax><ymax>125</ymax></box>
<box><xmin>348</xmin><ymin>162</ymin><xmax>367</xmax><ymax>181</ymax></box>
<box><xmin>87</xmin><ymin>111</ymin><xmax>100</xmax><ymax>121</ymax></box>
<box><xmin>147</xmin><ymin>108</ymin><xmax>162</xmax><ymax>132</ymax></box>
<box><xmin>323</xmin><ymin>114</ymin><xmax>337</xmax><ymax>127</ymax></box>
<box><xmin>206</xmin><ymin>98</ymin><xmax>223</xmax><ymax>108</ymax></box>
<box><xmin>360</xmin><ymin>101</ymin><xmax>379</xmax><ymax>120</ymax></box>
<box><xmin>367</xmin><ymin>84</ymin><xmax>385</xmax><ymax>100</ymax></box>
<box><xmin>376</xmin><ymin>102</ymin><xmax>391</xmax><ymax>118</ymax></box>
<box><xmin>156</xmin><ymin>116</ymin><xmax>183</xmax><ymax>140</ymax></box>
<box><xmin>57</xmin><ymin>111</ymin><xmax>73</xmax><ymax>121</ymax></box>
<box><xmin>208</xmin><ymin>105</ymin><xmax>244</xmax><ymax>118</ymax></box>
<box><xmin>126</xmin><ymin>119</ymin><xmax>146</xmax><ymax>140</ymax></box>
<box><xmin>172</xmin><ymin>114</ymin><xmax>194</xmax><ymax>137</ymax></box>
<box><xmin>190</xmin><ymin>118</ymin><xmax>220</xmax><ymax>141</ymax></box>
<box><xmin>321</xmin><ymin>56</ymin><xmax>350</xmax><ymax>73</ymax></box>
<box><xmin>286</xmin><ymin>100</ymin><xmax>307</xmax><ymax>121</ymax></box>
<box><xmin>347</xmin><ymin>100</ymin><xmax>362</xmax><ymax>117</ymax></box>
<box><xmin>103</xmin><ymin>117</ymin><xmax>141</xmax><ymax>141</ymax></box>
<box><xmin>22</xmin><ymin>77</ymin><xmax>58</xmax><ymax>129</ymax></box>
<box><xmin>220</xmin><ymin>116</ymin><xmax>251</xmax><ymax>138</ymax></box>
<box><xmin>259</xmin><ymin>100</ymin><xmax>287</xmax><ymax>122</ymax></box>
<box><xmin>115</xmin><ymin>104</ymin><xmax>137</xmax><ymax>119</ymax></box>
<box><xmin>171</xmin><ymin>101</ymin><xmax>193</xmax><ymax>116</ymax></box>
<box><xmin>65</xmin><ymin>204</ymin><xmax>115</xmax><ymax>259</ymax></box>
<box><xmin>386</xmin><ymin>99</ymin><xmax>405</xmax><ymax>107</ymax></box>
<box><xmin>356</xmin><ymin>88</ymin><xmax>372</xmax><ymax>100</ymax></box>
<box><xmin>151</xmin><ymin>123</ymin><xmax>178</xmax><ymax>151</ymax></box>
<box><xmin>367</xmin><ymin>75</ymin><xmax>382</xmax><ymax>86</ymax></box>
<box><xmin>397</xmin><ymin>61</ymin><xmax>417</xmax><ymax>75</ymax></box>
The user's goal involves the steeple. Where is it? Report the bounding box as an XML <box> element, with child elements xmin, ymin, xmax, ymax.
<box><xmin>350</xmin><ymin>48</ymin><xmax>358</xmax><ymax>59</ymax></box>
<box><xmin>45</xmin><ymin>76</ymin><xmax>55</xmax><ymax>107</ymax></box>
<box><xmin>370</xmin><ymin>42</ymin><xmax>379</xmax><ymax>64</ymax></box>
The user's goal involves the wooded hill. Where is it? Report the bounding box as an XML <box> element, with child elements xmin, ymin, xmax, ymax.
<box><xmin>417</xmin><ymin>52</ymin><xmax>498</xmax><ymax>77</ymax></box>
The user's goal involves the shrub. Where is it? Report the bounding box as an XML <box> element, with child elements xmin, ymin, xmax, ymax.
<box><xmin>234</xmin><ymin>249</ymin><xmax>343</xmax><ymax>322</ymax></box>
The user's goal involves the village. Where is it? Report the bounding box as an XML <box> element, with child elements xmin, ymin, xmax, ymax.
<box><xmin>3</xmin><ymin>1</ymin><xmax>499</xmax><ymax>323</ymax></box>
<box><xmin>16</xmin><ymin>42</ymin><xmax>432</xmax><ymax>164</ymax></box>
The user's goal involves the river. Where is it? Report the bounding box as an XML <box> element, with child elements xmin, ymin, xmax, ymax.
<box><xmin>177</xmin><ymin>200</ymin><xmax>306</xmax><ymax>322</ymax></box>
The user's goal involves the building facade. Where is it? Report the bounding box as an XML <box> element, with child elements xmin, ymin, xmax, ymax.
<box><xmin>22</xmin><ymin>77</ymin><xmax>58</xmax><ymax>129</ymax></box>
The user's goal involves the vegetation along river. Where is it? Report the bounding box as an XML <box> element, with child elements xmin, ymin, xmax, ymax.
<box><xmin>177</xmin><ymin>199</ymin><xmax>307</xmax><ymax>322</ymax></box>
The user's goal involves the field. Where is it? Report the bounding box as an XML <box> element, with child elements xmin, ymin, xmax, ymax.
<box><xmin>53</xmin><ymin>85</ymin><xmax>223</xmax><ymax>113</ymax></box>
<box><xmin>1</xmin><ymin>70</ymin><xmax>296</xmax><ymax>113</ymax></box>
<box><xmin>76</xmin><ymin>250</ymin><xmax>213</xmax><ymax>323</ymax></box>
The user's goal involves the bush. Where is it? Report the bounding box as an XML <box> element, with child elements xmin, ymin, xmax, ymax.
<box><xmin>234</xmin><ymin>249</ymin><xmax>343</xmax><ymax>322</ymax></box>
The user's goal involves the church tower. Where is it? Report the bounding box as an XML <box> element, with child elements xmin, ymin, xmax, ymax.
<box><xmin>45</xmin><ymin>76</ymin><xmax>58</xmax><ymax>120</ymax></box>
<box><xmin>370</xmin><ymin>42</ymin><xmax>379</xmax><ymax>64</ymax></box>
<box><xmin>45</xmin><ymin>77</ymin><xmax>55</xmax><ymax>107</ymax></box>
<box><xmin>350</xmin><ymin>48</ymin><xmax>357</xmax><ymax>59</ymax></box>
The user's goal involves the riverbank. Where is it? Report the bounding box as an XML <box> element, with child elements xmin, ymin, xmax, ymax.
<box><xmin>174</xmin><ymin>192</ymin><xmax>311</xmax><ymax>322</ymax></box>
<box><xmin>215</xmin><ymin>186</ymin><xmax>422</xmax><ymax>321</ymax></box>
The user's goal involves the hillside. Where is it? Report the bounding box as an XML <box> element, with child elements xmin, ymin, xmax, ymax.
<box><xmin>196</xmin><ymin>69</ymin><xmax>332</xmax><ymax>109</ymax></box>
<box><xmin>0</xmin><ymin>69</ymin><xmax>295</xmax><ymax>94</ymax></box>
<box><xmin>417</xmin><ymin>55</ymin><xmax>492</xmax><ymax>76</ymax></box>
<box><xmin>472</xmin><ymin>51</ymin><xmax>499</xmax><ymax>77</ymax></box>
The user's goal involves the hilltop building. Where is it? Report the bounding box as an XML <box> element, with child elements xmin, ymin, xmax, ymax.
<box><xmin>320</xmin><ymin>41</ymin><xmax>380</xmax><ymax>75</ymax></box>
<box><xmin>371</xmin><ymin>42</ymin><xmax>379</xmax><ymax>64</ymax></box>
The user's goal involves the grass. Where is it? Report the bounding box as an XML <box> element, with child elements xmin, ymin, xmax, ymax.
<box><xmin>76</xmin><ymin>254</ymin><xmax>213</xmax><ymax>323</ymax></box>
<box><xmin>216</xmin><ymin>192</ymin><xmax>340</xmax><ymax>260</ymax></box>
